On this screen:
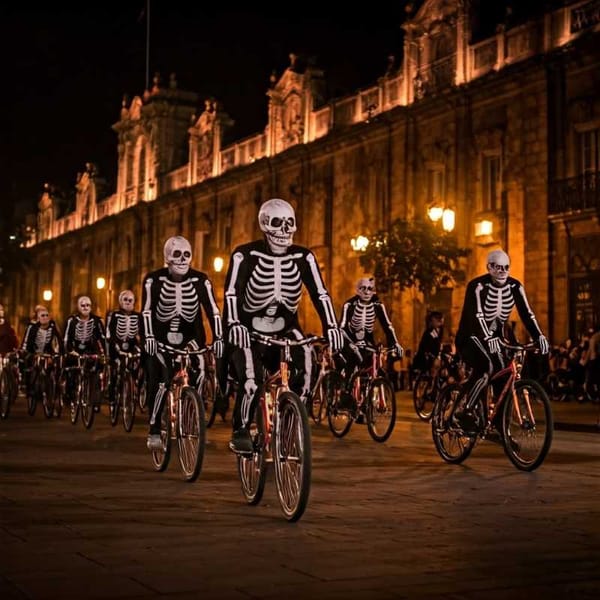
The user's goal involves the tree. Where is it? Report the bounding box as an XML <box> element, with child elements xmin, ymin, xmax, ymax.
<box><xmin>358</xmin><ymin>218</ymin><xmax>471</xmax><ymax>300</ymax></box>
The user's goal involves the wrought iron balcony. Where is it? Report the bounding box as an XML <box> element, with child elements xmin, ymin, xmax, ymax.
<box><xmin>549</xmin><ymin>172</ymin><xmax>600</xmax><ymax>216</ymax></box>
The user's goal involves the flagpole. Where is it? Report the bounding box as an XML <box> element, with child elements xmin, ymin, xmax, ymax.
<box><xmin>145</xmin><ymin>0</ymin><xmax>151</xmax><ymax>91</ymax></box>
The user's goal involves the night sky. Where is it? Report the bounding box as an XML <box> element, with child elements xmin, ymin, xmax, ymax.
<box><xmin>2</xmin><ymin>1</ymin><xmax>551</xmax><ymax>223</ymax></box>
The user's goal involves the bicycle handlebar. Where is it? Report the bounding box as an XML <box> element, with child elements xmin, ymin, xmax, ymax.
<box><xmin>250</xmin><ymin>333</ymin><xmax>326</xmax><ymax>347</ymax></box>
<box><xmin>157</xmin><ymin>342</ymin><xmax>212</xmax><ymax>356</ymax></box>
<box><xmin>498</xmin><ymin>339</ymin><xmax>539</xmax><ymax>352</ymax></box>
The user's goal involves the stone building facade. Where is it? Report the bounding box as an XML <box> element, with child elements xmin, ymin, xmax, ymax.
<box><xmin>8</xmin><ymin>0</ymin><xmax>600</xmax><ymax>351</ymax></box>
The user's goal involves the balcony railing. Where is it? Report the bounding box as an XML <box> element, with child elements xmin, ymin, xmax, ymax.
<box><xmin>549</xmin><ymin>172</ymin><xmax>600</xmax><ymax>215</ymax></box>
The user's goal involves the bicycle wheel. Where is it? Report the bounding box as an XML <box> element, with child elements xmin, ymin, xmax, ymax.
<box><xmin>431</xmin><ymin>383</ymin><xmax>476</xmax><ymax>464</ymax></box>
<box><xmin>109</xmin><ymin>374</ymin><xmax>120</xmax><ymax>426</ymax></box>
<box><xmin>326</xmin><ymin>371</ymin><xmax>353</xmax><ymax>438</ymax></box>
<box><xmin>69</xmin><ymin>372</ymin><xmax>81</xmax><ymax>425</ymax></box>
<box><xmin>151</xmin><ymin>397</ymin><xmax>172</xmax><ymax>472</ymax></box>
<box><xmin>54</xmin><ymin>375</ymin><xmax>63</xmax><ymax>419</ymax></box>
<box><xmin>0</xmin><ymin>368</ymin><xmax>11</xmax><ymax>419</ymax></box>
<box><xmin>41</xmin><ymin>371</ymin><xmax>56</xmax><ymax>419</ymax></box>
<box><xmin>177</xmin><ymin>386</ymin><xmax>206</xmax><ymax>482</ymax></box>
<box><xmin>413</xmin><ymin>372</ymin><xmax>435</xmax><ymax>422</ymax></box>
<box><xmin>366</xmin><ymin>377</ymin><xmax>396</xmax><ymax>442</ymax></box>
<box><xmin>273</xmin><ymin>391</ymin><xmax>311</xmax><ymax>522</ymax></box>
<box><xmin>27</xmin><ymin>374</ymin><xmax>38</xmax><ymax>416</ymax></box>
<box><xmin>201</xmin><ymin>375</ymin><xmax>217</xmax><ymax>428</ymax></box>
<box><xmin>309</xmin><ymin>375</ymin><xmax>327</xmax><ymax>424</ymax></box>
<box><xmin>121</xmin><ymin>372</ymin><xmax>136</xmax><ymax>433</ymax></box>
<box><xmin>81</xmin><ymin>372</ymin><xmax>96</xmax><ymax>429</ymax></box>
<box><xmin>137</xmin><ymin>375</ymin><xmax>147</xmax><ymax>412</ymax></box>
<box><xmin>237</xmin><ymin>399</ymin><xmax>267</xmax><ymax>505</ymax></box>
<box><xmin>502</xmin><ymin>378</ymin><xmax>553</xmax><ymax>472</ymax></box>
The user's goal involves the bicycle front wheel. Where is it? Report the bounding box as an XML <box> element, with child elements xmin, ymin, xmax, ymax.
<box><xmin>273</xmin><ymin>391</ymin><xmax>312</xmax><ymax>522</ymax></box>
<box><xmin>431</xmin><ymin>383</ymin><xmax>476</xmax><ymax>464</ymax></box>
<box><xmin>121</xmin><ymin>372</ymin><xmax>136</xmax><ymax>433</ymax></box>
<box><xmin>152</xmin><ymin>397</ymin><xmax>172</xmax><ymax>472</ymax></box>
<box><xmin>237</xmin><ymin>400</ymin><xmax>267</xmax><ymax>505</ymax></box>
<box><xmin>413</xmin><ymin>372</ymin><xmax>435</xmax><ymax>422</ymax></box>
<box><xmin>502</xmin><ymin>379</ymin><xmax>553</xmax><ymax>472</ymax></box>
<box><xmin>366</xmin><ymin>377</ymin><xmax>396</xmax><ymax>442</ymax></box>
<box><xmin>309</xmin><ymin>375</ymin><xmax>327</xmax><ymax>424</ymax></box>
<box><xmin>81</xmin><ymin>372</ymin><xmax>97</xmax><ymax>429</ymax></box>
<box><xmin>325</xmin><ymin>371</ymin><xmax>353</xmax><ymax>438</ymax></box>
<box><xmin>69</xmin><ymin>372</ymin><xmax>81</xmax><ymax>425</ymax></box>
<box><xmin>27</xmin><ymin>375</ymin><xmax>37</xmax><ymax>416</ymax></box>
<box><xmin>0</xmin><ymin>368</ymin><xmax>11</xmax><ymax>419</ymax></box>
<box><xmin>200</xmin><ymin>375</ymin><xmax>217</xmax><ymax>428</ymax></box>
<box><xmin>40</xmin><ymin>372</ymin><xmax>56</xmax><ymax>419</ymax></box>
<box><xmin>177</xmin><ymin>386</ymin><xmax>206</xmax><ymax>482</ymax></box>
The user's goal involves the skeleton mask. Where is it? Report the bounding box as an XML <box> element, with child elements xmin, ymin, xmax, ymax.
<box><xmin>356</xmin><ymin>277</ymin><xmax>375</xmax><ymax>303</ymax></box>
<box><xmin>164</xmin><ymin>236</ymin><xmax>192</xmax><ymax>277</ymax></box>
<box><xmin>77</xmin><ymin>296</ymin><xmax>92</xmax><ymax>317</ymax></box>
<box><xmin>487</xmin><ymin>249</ymin><xmax>510</xmax><ymax>286</ymax></box>
<box><xmin>36</xmin><ymin>305</ymin><xmax>50</xmax><ymax>326</ymax></box>
<box><xmin>118</xmin><ymin>290</ymin><xmax>135</xmax><ymax>313</ymax></box>
<box><xmin>258</xmin><ymin>198</ymin><xmax>297</xmax><ymax>254</ymax></box>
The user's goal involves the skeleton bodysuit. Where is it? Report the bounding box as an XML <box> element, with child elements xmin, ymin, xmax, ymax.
<box><xmin>340</xmin><ymin>294</ymin><xmax>399</xmax><ymax>348</ymax></box>
<box><xmin>63</xmin><ymin>313</ymin><xmax>106</xmax><ymax>354</ymax></box>
<box><xmin>21</xmin><ymin>320</ymin><xmax>63</xmax><ymax>354</ymax></box>
<box><xmin>106</xmin><ymin>310</ymin><xmax>141</xmax><ymax>356</ymax></box>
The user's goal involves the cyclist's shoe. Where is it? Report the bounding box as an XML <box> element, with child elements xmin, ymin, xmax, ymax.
<box><xmin>338</xmin><ymin>391</ymin><xmax>356</xmax><ymax>411</ymax></box>
<box><xmin>146</xmin><ymin>434</ymin><xmax>163</xmax><ymax>451</ymax></box>
<box><xmin>453</xmin><ymin>409</ymin><xmax>479</xmax><ymax>435</ymax></box>
<box><xmin>229</xmin><ymin>428</ymin><xmax>253</xmax><ymax>455</ymax></box>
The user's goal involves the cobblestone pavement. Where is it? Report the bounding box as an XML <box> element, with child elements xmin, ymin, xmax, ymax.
<box><xmin>1</xmin><ymin>392</ymin><xmax>599</xmax><ymax>599</ymax></box>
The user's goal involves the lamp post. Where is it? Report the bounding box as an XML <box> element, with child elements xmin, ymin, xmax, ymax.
<box><xmin>350</xmin><ymin>235</ymin><xmax>369</xmax><ymax>252</ymax></box>
<box><xmin>427</xmin><ymin>203</ymin><xmax>455</xmax><ymax>233</ymax></box>
<box><xmin>42</xmin><ymin>289</ymin><xmax>53</xmax><ymax>302</ymax></box>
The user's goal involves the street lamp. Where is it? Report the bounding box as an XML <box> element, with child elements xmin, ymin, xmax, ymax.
<box><xmin>96</xmin><ymin>277</ymin><xmax>106</xmax><ymax>290</ymax></box>
<box><xmin>350</xmin><ymin>235</ymin><xmax>369</xmax><ymax>252</ymax></box>
<box><xmin>427</xmin><ymin>204</ymin><xmax>455</xmax><ymax>232</ymax></box>
<box><xmin>213</xmin><ymin>256</ymin><xmax>224</xmax><ymax>273</ymax></box>
<box><xmin>42</xmin><ymin>289</ymin><xmax>53</xmax><ymax>302</ymax></box>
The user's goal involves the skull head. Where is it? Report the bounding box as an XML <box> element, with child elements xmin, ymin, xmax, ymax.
<box><xmin>164</xmin><ymin>236</ymin><xmax>192</xmax><ymax>277</ymax></box>
<box><xmin>77</xmin><ymin>296</ymin><xmax>92</xmax><ymax>317</ymax></box>
<box><xmin>118</xmin><ymin>290</ymin><xmax>135</xmax><ymax>313</ymax></box>
<box><xmin>356</xmin><ymin>277</ymin><xmax>375</xmax><ymax>303</ymax></box>
<box><xmin>487</xmin><ymin>249</ymin><xmax>510</xmax><ymax>286</ymax></box>
<box><xmin>35</xmin><ymin>305</ymin><xmax>50</xmax><ymax>326</ymax></box>
<box><xmin>258</xmin><ymin>198</ymin><xmax>297</xmax><ymax>254</ymax></box>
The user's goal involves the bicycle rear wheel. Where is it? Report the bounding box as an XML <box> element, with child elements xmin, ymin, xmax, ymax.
<box><xmin>502</xmin><ymin>379</ymin><xmax>553</xmax><ymax>471</ymax></box>
<box><xmin>177</xmin><ymin>386</ymin><xmax>206</xmax><ymax>482</ymax></box>
<box><xmin>431</xmin><ymin>383</ymin><xmax>476</xmax><ymax>464</ymax></box>
<box><xmin>200</xmin><ymin>375</ymin><xmax>217</xmax><ymax>428</ymax></box>
<box><xmin>273</xmin><ymin>391</ymin><xmax>311</xmax><ymax>522</ymax></box>
<box><xmin>0</xmin><ymin>368</ymin><xmax>11</xmax><ymax>419</ymax></box>
<box><xmin>326</xmin><ymin>371</ymin><xmax>353</xmax><ymax>438</ymax></box>
<box><xmin>366</xmin><ymin>377</ymin><xmax>396</xmax><ymax>442</ymax></box>
<box><xmin>121</xmin><ymin>372</ymin><xmax>136</xmax><ymax>432</ymax></box>
<box><xmin>237</xmin><ymin>400</ymin><xmax>267</xmax><ymax>505</ymax></box>
<box><xmin>152</xmin><ymin>397</ymin><xmax>172</xmax><ymax>471</ymax></box>
<box><xmin>413</xmin><ymin>372</ymin><xmax>435</xmax><ymax>422</ymax></box>
<box><xmin>81</xmin><ymin>372</ymin><xmax>97</xmax><ymax>429</ymax></box>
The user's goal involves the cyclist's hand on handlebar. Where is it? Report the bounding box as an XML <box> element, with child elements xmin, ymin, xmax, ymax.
<box><xmin>394</xmin><ymin>343</ymin><xmax>404</xmax><ymax>359</ymax></box>
<box><xmin>537</xmin><ymin>334</ymin><xmax>549</xmax><ymax>355</ymax></box>
<box><xmin>229</xmin><ymin>323</ymin><xmax>251</xmax><ymax>349</ymax></box>
<box><xmin>487</xmin><ymin>337</ymin><xmax>501</xmax><ymax>355</ymax></box>
<box><xmin>327</xmin><ymin>327</ymin><xmax>344</xmax><ymax>353</ymax></box>
<box><xmin>144</xmin><ymin>337</ymin><xmax>157</xmax><ymax>356</ymax></box>
<box><xmin>212</xmin><ymin>338</ymin><xmax>224</xmax><ymax>358</ymax></box>
<box><xmin>244</xmin><ymin>377</ymin><xmax>257</xmax><ymax>400</ymax></box>
<box><xmin>349</xmin><ymin>342</ymin><xmax>363</xmax><ymax>362</ymax></box>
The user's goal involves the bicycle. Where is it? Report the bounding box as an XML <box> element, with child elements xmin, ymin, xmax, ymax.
<box><xmin>62</xmin><ymin>352</ymin><xmax>105</xmax><ymax>429</ymax></box>
<box><xmin>431</xmin><ymin>340</ymin><xmax>553</xmax><ymax>471</ymax></box>
<box><xmin>412</xmin><ymin>351</ymin><xmax>466</xmax><ymax>422</ymax></box>
<box><xmin>25</xmin><ymin>353</ymin><xmax>61</xmax><ymax>419</ymax></box>
<box><xmin>237</xmin><ymin>332</ymin><xmax>319</xmax><ymax>522</ymax></box>
<box><xmin>150</xmin><ymin>343</ymin><xmax>208</xmax><ymax>482</ymax></box>
<box><xmin>0</xmin><ymin>351</ymin><xmax>21</xmax><ymax>419</ymax></box>
<box><xmin>307</xmin><ymin>340</ymin><xmax>335</xmax><ymax>424</ymax></box>
<box><xmin>109</xmin><ymin>349</ymin><xmax>143</xmax><ymax>432</ymax></box>
<box><xmin>200</xmin><ymin>345</ymin><xmax>224</xmax><ymax>428</ymax></box>
<box><xmin>326</xmin><ymin>342</ymin><xmax>397</xmax><ymax>443</ymax></box>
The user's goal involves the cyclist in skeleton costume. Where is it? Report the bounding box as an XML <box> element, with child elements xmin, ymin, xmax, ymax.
<box><xmin>141</xmin><ymin>235</ymin><xmax>223</xmax><ymax>451</ymax></box>
<box><xmin>455</xmin><ymin>249</ymin><xmax>549</xmax><ymax>432</ymax></box>
<box><xmin>20</xmin><ymin>305</ymin><xmax>63</xmax><ymax>395</ymax></box>
<box><xmin>63</xmin><ymin>296</ymin><xmax>106</xmax><ymax>403</ymax></box>
<box><xmin>224</xmin><ymin>198</ymin><xmax>344</xmax><ymax>454</ymax></box>
<box><xmin>105</xmin><ymin>290</ymin><xmax>141</xmax><ymax>406</ymax></box>
<box><xmin>337</xmin><ymin>277</ymin><xmax>403</xmax><ymax>404</ymax></box>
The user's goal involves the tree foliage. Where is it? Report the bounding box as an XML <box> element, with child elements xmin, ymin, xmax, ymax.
<box><xmin>358</xmin><ymin>218</ymin><xmax>471</xmax><ymax>297</ymax></box>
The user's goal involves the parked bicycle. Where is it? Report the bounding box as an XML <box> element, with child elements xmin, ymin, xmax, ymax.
<box><xmin>431</xmin><ymin>339</ymin><xmax>553</xmax><ymax>471</ymax></box>
<box><xmin>150</xmin><ymin>343</ymin><xmax>208</xmax><ymax>482</ymax></box>
<box><xmin>236</xmin><ymin>332</ymin><xmax>320</xmax><ymax>522</ymax></box>
<box><xmin>412</xmin><ymin>351</ymin><xmax>466</xmax><ymax>422</ymax></box>
<box><xmin>0</xmin><ymin>351</ymin><xmax>21</xmax><ymax>419</ymax></box>
<box><xmin>326</xmin><ymin>342</ymin><xmax>397</xmax><ymax>443</ymax></box>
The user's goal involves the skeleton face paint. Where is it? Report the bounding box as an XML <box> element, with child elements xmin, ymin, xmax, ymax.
<box><xmin>487</xmin><ymin>249</ymin><xmax>510</xmax><ymax>286</ymax></box>
<box><xmin>258</xmin><ymin>198</ymin><xmax>297</xmax><ymax>254</ymax></box>
<box><xmin>77</xmin><ymin>296</ymin><xmax>92</xmax><ymax>317</ymax></box>
<box><xmin>356</xmin><ymin>277</ymin><xmax>375</xmax><ymax>303</ymax></box>
<box><xmin>36</xmin><ymin>306</ymin><xmax>50</xmax><ymax>326</ymax></box>
<box><xmin>164</xmin><ymin>236</ymin><xmax>192</xmax><ymax>277</ymax></box>
<box><xmin>118</xmin><ymin>290</ymin><xmax>135</xmax><ymax>313</ymax></box>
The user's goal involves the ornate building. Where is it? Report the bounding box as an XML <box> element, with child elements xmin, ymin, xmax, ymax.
<box><xmin>9</xmin><ymin>0</ymin><xmax>600</xmax><ymax>350</ymax></box>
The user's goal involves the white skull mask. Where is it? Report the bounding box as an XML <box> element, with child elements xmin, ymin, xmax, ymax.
<box><xmin>356</xmin><ymin>277</ymin><xmax>375</xmax><ymax>302</ymax></box>
<box><xmin>164</xmin><ymin>236</ymin><xmax>192</xmax><ymax>277</ymax></box>
<box><xmin>77</xmin><ymin>296</ymin><xmax>92</xmax><ymax>317</ymax></box>
<box><xmin>118</xmin><ymin>290</ymin><xmax>135</xmax><ymax>313</ymax></box>
<box><xmin>487</xmin><ymin>249</ymin><xmax>510</xmax><ymax>286</ymax></box>
<box><xmin>258</xmin><ymin>198</ymin><xmax>297</xmax><ymax>254</ymax></box>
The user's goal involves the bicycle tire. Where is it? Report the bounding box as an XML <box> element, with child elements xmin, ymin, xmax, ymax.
<box><xmin>109</xmin><ymin>378</ymin><xmax>120</xmax><ymax>427</ymax></box>
<box><xmin>137</xmin><ymin>372</ymin><xmax>147</xmax><ymax>412</ymax></box>
<box><xmin>54</xmin><ymin>376</ymin><xmax>63</xmax><ymax>419</ymax></box>
<box><xmin>81</xmin><ymin>372</ymin><xmax>97</xmax><ymax>430</ymax></box>
<box><xmin>177</xmin><ymin>386</ymin><xmax>206</xmax><ymax>482</ymax></box>
<box><xmin>273</xmin><ymin>391</ymin><xmax>312</xmax><ymax>522</ymax></box>
<box><xmin>121</xmin><ymin>372</ymin><xmax>136</xmax><ymax>433</ymax></box>
<box><xmin>413</xmin><ymin>372</ymin><xmax>435</xmax><ymax>422</ymax></box>
<box><xmin>201</xmin><ymin>375</ymin><xmax>217</xmax><ymax>428</ymax></box>
<box><xmin>326</xmin><ymin>371</ymin><xmax>353</xmax><ymax>438</ymax></box>
<box><xmin>0</xmin><ymin>368</ymin><xmax>11</xmax><ymax>419</ymax></box>
<box><xmin>431</xmin><ymin>383</ymin><xmax>476</xmax><ymax>464</ymax></box>
<box><xmin>69</xmin><ymin>372</ymin><xmax>81</xmax><ymax>425</ymax></box>
<box><xmin>502</xmin><ymin>378</ymin><xmax>553</xmax><ymax>472</ymax></box>
<box><xmin>309</xmin><ymin>375</ymin><xmax>327</xmax><ymax>424</ymax></box>
<box><xmin>27</xmin><ymin>375</ymin><xmax>37</xmax><ymax>416</ymax></box>
<box><xmin>366</xmin><ymin>377</ymin><xmax>396</xmax><ymax>442</ymax></box>
<box><xmin>152</xmin><ymin>398</ymin><xmax>172</xmax><ymax>471</ymax></box>
<box><xmin>40</xmin><ymin>371</ymin><xmax>55</xmax><ymax>419</ymax></box>
<box><xmin>237</xmin><ymin>398</ymin><xmax>267</xmax><ymax>505</ymax></box>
